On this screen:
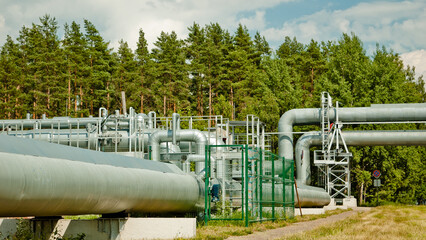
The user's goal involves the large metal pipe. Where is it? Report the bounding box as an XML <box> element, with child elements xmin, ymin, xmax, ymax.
<box><xmin>278</xmin><ymin>103</ymin><xmax>426</xmax><ymax>162</ymax></box>
<box><xmin>261</xmin><ymin>182</ymin><xmax>330</xmax><ymax>207</ymax></box>
<box><xmin>296</xmin><ymin>130</ymin><xmax>426</xmax><ymax>185</ymax></box>
<box><xmin>0</xmin><ymin>135</ymin><xmax>204</xmax><ymax>217</ymax></box>
<box><xmin>148</xmin><ymin>129</ymin><xmax>207</xmax><ymax>161</ymax></box>
<box><xmin>278</xmin><ymin>103</ymin><xmax>426</xmax><ymax>207</ymax></box>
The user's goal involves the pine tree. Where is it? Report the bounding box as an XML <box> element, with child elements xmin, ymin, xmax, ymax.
<box><xmin>63</xmin><ymin>21</ymin><xmax>88</xmax><ymax>116</ymax></box>
<box><xmin>228</xmin><ymin>24</ymin><xmax>257</xmax><ymax>119</ymax></box>
<box><xmin>185</xmin><ymin>23</ymin><xmax>205</xmax><ymax>115</ymax></box>
<box><xmin>135</xmin><ymin>29</ymin><xmax>152</xmax><ymax>113</ymax></box>
<box><xmin>83</xmin><ymin>19</ymin><xmax>112</xmax><ymax>115</ymax></box>
<box><xmin>17</xmin><ymin>15</ymin><xmax>66</xmax><ymax>118</ymax></box>
<box><xmin>0</xmin><ymin>36</ymin><xmax>28</xmax><ymax>118</ymax></box>
<box><xmin>253</xmin><ymin>31</ymin><xmax>271</xmax><ymax>66</ymax></box>
<box><xmin>113</xmin><ymin>40</ymin><xmax>138</xmax><ymax>113</ymax></box>
<box><xmin>151</xmin><ymin>31</ymin><xmax>188</xmax><ymax>115</ymax></box>
<box><xmin>204</xmin><ymin>23</ymin><xmax>229</xmax><ymax>117</ymax></box>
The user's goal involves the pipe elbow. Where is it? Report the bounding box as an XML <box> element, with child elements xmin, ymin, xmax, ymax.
<box><xmin>193</xmin><ymin>130</ymin><xmax>207</xmax><ymax>146</ymax></box>
<box><xmin>295</xmin><ymin>132</ymin><xmax>321</xmax><ymax>185</ymax></box>
<box><xmin>148</xmin><ymin>130</ymin><xmax>162</xmax><ymax>146</ymax></box>
<box><xmin>278</xmin><ymin>110</ymin><xmax>297</xmax><ymax>132</ymax></box>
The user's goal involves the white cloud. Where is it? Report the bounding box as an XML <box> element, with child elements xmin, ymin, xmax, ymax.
<box><xmin>0</xmin><ymin>14</ymin><xmax>5</xmax><ymax>31</ymax></box>
<box><xmin>239</xmin><ymin>11</ymin><xmax>267</xmax><ymax>30</ymax></box>
<box><xmin>261</xmin><ymin>0</ymin><xmax>426</xmax><ymax>54</ymax></box>
<box><xmin>0</xmin><ymin>0</ymin><xmax>294</xmax><ymax>50</ymax></box>
<box><xmin>401</xmin><ymin>49</ymin><xmax>426</xmax><ymax>80</ymax></box>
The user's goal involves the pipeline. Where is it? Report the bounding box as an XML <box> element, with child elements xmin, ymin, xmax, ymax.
<box><xmin>0</xmin><ymin>135</ymin><xmax>204</xmax><ymax>217</ymax></box>
<box><xmin>295</xmin><ymin>130</ymin><xmax>426</xmax><ymax>185</ymax></box>
<box><xmin>172</xmin><ymin>113</ymin><xmax>180</xmax><ymax>145</ymax></box>
<box><xmin>278</xmin><ymin>103</ymin><xmax>426</xmax><ymax>162</ymax></box>
<box><xmin>261</xmin><ymin>183</ymin><xmax>330</xmax><ymax>207</ymax></box>
<box><xmin>277</xmin><ymin>103</ymin><xmax>426</xmax><ymax>207</ymax></box>
<box><xmin>148</xmin><ymin>129</ymin><xmax>207</xmax><ymax>161</ymax></box>
<box><xmin>148</xmin><ymin>111</ymin><xmax>156</xmax><ymax>129</ymax></box>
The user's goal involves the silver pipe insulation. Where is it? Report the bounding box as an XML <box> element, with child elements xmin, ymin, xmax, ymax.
<box><xmin>148</xmin><ymin>111</ymin><xmax>156</xmax><ymax>129</ymax></box>
<box><xmin>99</xmin><ymin>107</ymin><xmax>108</xmax><ymax>118</ymax></box>
<box><xmin>261</xmin><ymin>183</ymin><xmax>330</xmax><ymax>207</ymax></box>
<box><xmin>172</xmin><ymin>113</ymin><xmax>180</xmax><ymax>145</ymax></box>
<box><xmin>0</xmin><ymin>118</ymin><xmax>102</xmax><ymax>129</ymax></box>
<box><xmin>148</xmin><ymin>129</ymin><xmax>207</xmax><ymax>161</ymax></box>
<box><xmin>277</xmin><ymin>103</ymin><xmax>426</xmax><ymax>207</ymax></box>
<box><xmin>278</xmin><ymin>103</ymin><xmax>426</xmax><ymax>161</ymax></box>
<box><xmin>184</xmin><ymin>154</ymin><xmax>215</xmax><ymax>174</ymax></box>
<box><xmin>4</xmin><ymin>128</ymin><xmax>222</xmax><ymax>155</ymax></box>
<box><xmin>296</xmin><ymin>130</ymin><xmax>426</xmax><ymax>185</ymax></box>
<box><xmin>0</xmin><ymin>135</ymin><xmax>204</xmax><ymax>217</ymax></box>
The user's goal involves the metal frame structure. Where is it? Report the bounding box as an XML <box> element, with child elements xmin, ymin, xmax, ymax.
<box><xmin>314</xmin><ymin>92</ymin><xmax>352</xmax><ymax>200</ymax></box>
<box><xmin>312</xmin><ymin>93</ymin><xmax>426</xmax><ymax>201</ymax></box>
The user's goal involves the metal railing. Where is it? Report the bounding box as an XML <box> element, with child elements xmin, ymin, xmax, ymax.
<box><xmin>204</xmin><ymin>145</ymin><xmax>294</xmax><ymax>227</ymax></box>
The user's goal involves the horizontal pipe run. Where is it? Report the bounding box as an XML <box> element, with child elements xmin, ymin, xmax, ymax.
<box><xmin>0</xmin><ymin>135</ymin><xmax>204</xmax><ymax>217</ymax></box>
<box><xmin>261</xmin><ymin>183</ymin><xmax>331</xmax><ymax>207</ymax></box>
<box><xmin>296</xmin><ymin>130</ymin><xmax>426</xmax><ymax>185</ymax></box>
<box><xmin>0</xmin><ymin>152</ymin><xmax>203</xmax><ymax>217</ymax></box>
<box><xmin>278</xmin><ymin>104</ymin><xmax>426</xmax><ymax>162</ymax></box>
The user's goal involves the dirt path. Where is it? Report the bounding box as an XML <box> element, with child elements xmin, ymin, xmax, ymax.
<box><xmin>226</xmin><ymin>207</ymin><xmax>372</xmax><ymax>240</ymax></box>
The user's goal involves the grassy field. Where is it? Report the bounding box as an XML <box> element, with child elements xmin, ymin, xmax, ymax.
<box><xmin>192</xmin><ymin>209</ymin><xmax>348</xmax><ymax>239</ymax></box>
<box><xmin>281</xmin><ymin>205</ymin><xmax>425</xmax><ymax>240</ymax></box>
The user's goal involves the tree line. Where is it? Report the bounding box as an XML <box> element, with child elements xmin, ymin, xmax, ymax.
<box><xmin>0</xmin><ymin>15</ymin><xmax>425</xmax><ymax>204</ymax></box>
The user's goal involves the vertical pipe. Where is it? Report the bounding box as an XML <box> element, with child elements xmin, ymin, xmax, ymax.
<box><xmin>272</xmin><ymin>153</ymin><xmax>275</xmax><ymax>220</ymax></box>
<box><xmin>244</xmin><ymin>145</ymin><xmax>249</xmax><ymax>227</ymax></box>
<box><xmin>121</xmin><ymin>91</ymin><xmax>127</xmax><ymax>116</ymax></box>
<box><xmin>222</xmin><ymin>155</ymin><xmax>225</xmax><ymax>213</ymax></box>
<box><xmin>172</xmin><ymin>113</ymin><xmax>180</xmax><ymax>145</ymax></box>
<box><xmin>259</xmin><ymin>148</ymin><xmax>263</xmax><ymax>220</ymax></box>
<box><xmin>204</xmin><ymin>147</ymin><xmax>210</xmax><ymax>225</ymax></box>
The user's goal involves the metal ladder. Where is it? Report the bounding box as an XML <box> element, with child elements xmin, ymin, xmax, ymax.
<box><xmin>321</xmin><ymin>92</ymin><xmax>332</xmax><ymax>160</ymax></box>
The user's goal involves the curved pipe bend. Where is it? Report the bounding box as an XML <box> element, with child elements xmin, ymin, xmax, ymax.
<box><xmin>148</xmin><ymin>129</ymin><xmax>207</xmax><ymax>161</ymax></box>
<box><xmin>278</xmin><ymin>104</ymin><xmax>426</xmax><ymax>163</ymax></box>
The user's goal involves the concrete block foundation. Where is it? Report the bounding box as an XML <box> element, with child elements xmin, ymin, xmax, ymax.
<box><xmin>0</xmin><ymin>218</ymin><xmax>196</xmax><ymax>240</ymax></box>
<box><xmin>294</xmin><ymin>208</ymin><xmax>325</xmax><ymax>216</ymax></box>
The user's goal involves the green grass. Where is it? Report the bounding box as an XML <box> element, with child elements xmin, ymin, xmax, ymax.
<box><xmin>280</xmin><ymin>205</ymin><xmax>425</xmax><ymax>240</ymax></box>
<box><xmin>63</xmin><ymin>215</ymin><xmax>101</xmax><ymax>220</ymax></box>
<box><xmin>190</xmin><ymin>208</ymin><xmax>350</xmax><ymax>240</ymax></box>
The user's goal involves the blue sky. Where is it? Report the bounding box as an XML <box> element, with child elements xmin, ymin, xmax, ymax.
<box><xmin>0</xmin><ymin>0</ymin><xmax>425</xmax><ymax>78</ymax></box>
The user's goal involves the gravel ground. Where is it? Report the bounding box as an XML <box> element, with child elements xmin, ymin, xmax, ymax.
<box><xmin>226</xmin><ymin>207</ymin><xmax>372</xmax><ymax>240</ymax></box>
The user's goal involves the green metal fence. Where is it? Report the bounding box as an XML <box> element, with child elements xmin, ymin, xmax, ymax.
<box><xmin>204</xmin><ymin>145</ymin><xmax>294</xmax><ymax>227</ymax></box>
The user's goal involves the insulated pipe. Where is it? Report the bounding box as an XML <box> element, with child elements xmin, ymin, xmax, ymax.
<box><xmin>172</xmin><ymin>113</ymin><xmax>180</xmax><ymax>145</ymax></box>
<box><xmin>184</xmin><ymin>154</ymin><xmax>215</xmax><ymax>174</ymax></box>
<box><xmin>149</xmin><ymin>129</ymin><xmax>207</xmax><ymax>161</ymax></box>
<box><xmin>278</xmin><ymin>103</ymin><xmax>426</xmax><ymax>162</ymax></box>
<box><xmin>0</xmin><ymin>118</ymin><xmax>102</xmax><ymax>129</ymax></box>
<box><xmin>0</xmin><ymin>135</ymin><xmax>204</xmax><ymax>217</ymax></box>
<box><xmin>261</xmin><ymin>183</ymin><xmax>331</xmax><ymax>207</ymax></box>
<box><xmin>136</xmin><ymin>113</ymin><xmax>149</xmax><ymax>129</ymax></box>
<box><xmin>296</xmin><ymin>130</ymin><xmax>426</xmax><ymax>185</ymax></box>
<box><xmin>121</xmin><ymin>91</ymin><xmax>127</xmax><ymax>116</ymax></box>
<box><xmin>148</xmin><ymin>111</ymin><xmax>156</xmax><ymax>129</ymax></box>
<box><xmin>99</xmin><ymin>107</ymin><xmax>108</xmax><ymax>118</ymax></box>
